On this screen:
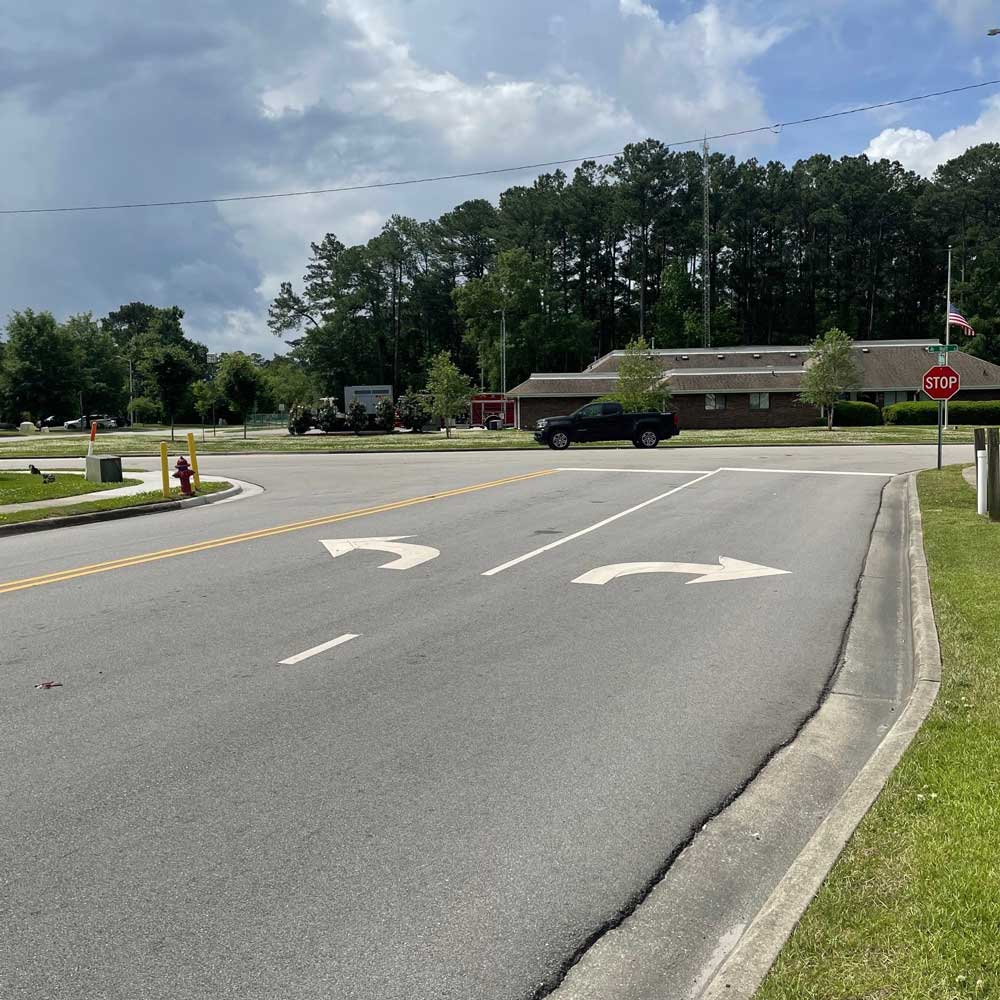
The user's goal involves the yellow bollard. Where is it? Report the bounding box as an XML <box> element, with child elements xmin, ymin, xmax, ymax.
<box><xmin>186</xmin><ymin>432</ymin><xmax>202</xmax><ymax>491</ymax></box>
<box><xmin>160</xmin><ymin>442</ymin><xmax>170</xmax><ymax>498</ymax></box>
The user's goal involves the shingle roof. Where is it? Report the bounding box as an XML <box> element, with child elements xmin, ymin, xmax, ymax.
<box><xmin>507</xmin><ymin>375</ymin><xmax>618</xmax><ymax>396</ymax></box>
<box><xmin>664</xmin><ymin>371</ymin><xmax>806</xmax><ymax>392</ymax></box>
<box><xmin>586</xmin><ymin>346</ymin><xmax>820</xmax><ymax>373</ymax></box>
<box><xmin>509</xmin><ymin>343</ymin><xmax>1000</xmax><ymax>397</ymax></box>
<box><xmin>855</xmin><ymin>347</ymin><xmax>1000</xmax><ymax>388</ymax></box>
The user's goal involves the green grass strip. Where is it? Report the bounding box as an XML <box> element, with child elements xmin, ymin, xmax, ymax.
<box><xmin>0</xmin><ymin>472</ymin><xmax>141</xmax><ymax>504</ymax></box>
<box><xmin>0</xmin><ymin>424</ymin><xmax>991</xmax><ymax>458</ymax></box>
<box><xmin>757</xmin><ymin>465</ymin><xmax>1000</xmax><ymax>998</ymax></box>
<box><xmin>0</xmin><ymin>481</ymin><xmax>231</xmax><ymax>525</ymax></box>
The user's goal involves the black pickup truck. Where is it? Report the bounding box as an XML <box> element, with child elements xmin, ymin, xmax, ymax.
<box><xmin>533</xmin><ymin>401</ymin><xmax>679</xmax><ymax>450</ymax></box>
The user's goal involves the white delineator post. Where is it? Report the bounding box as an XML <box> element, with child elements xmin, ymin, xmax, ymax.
<box><xmin>978</xmin><ymin>448</ymin><xmax>988</xmax><ymax>516</ymax></box>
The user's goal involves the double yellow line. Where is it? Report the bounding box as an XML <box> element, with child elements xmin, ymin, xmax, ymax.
<box><xmin>0</xmin><ymin>468</ymin><xmax>555</xmax><ymax>596</ymax></box>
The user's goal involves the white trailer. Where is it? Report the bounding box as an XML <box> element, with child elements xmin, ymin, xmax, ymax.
<box><xmin>344</xmin><ymin>385</ymin><xmax>393</xmax><ymax>414</ymax></box>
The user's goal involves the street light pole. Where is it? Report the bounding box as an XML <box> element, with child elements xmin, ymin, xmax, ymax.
<box><xmin>501</xmin><ymin>306</ymin><xmax>507</xmax><ymax>395</ymax></box>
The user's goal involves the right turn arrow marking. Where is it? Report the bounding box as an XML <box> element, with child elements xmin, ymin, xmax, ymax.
<box><xmin>572</xmin><ymin>557</ymin><xmax>791</xmax><ymax>586</ymax></box>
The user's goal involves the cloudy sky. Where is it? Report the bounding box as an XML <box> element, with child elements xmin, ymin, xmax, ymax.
<box><xmin>2</xmin><ymin>0</ymin><xmax>999</xmax><ymax>356</ymax></box>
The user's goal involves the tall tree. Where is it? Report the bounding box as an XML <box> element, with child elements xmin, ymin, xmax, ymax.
<box><xmin>0</xmin><ymin>310</ymin><xmax>80</xmax><ymax>421</ymax></box>
<box><xmin>216</xmin><ymin>352</ymin><xmax>264</xmax><ymax>440</ymax></box>
<box><xmin>139</xmin><ymin>344</ymin><xmax>198</xmax><ymax>440</ymax></box>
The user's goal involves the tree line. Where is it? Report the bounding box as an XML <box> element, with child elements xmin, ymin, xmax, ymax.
<box><xmin>269</xmin><ymin>140</ymin><xmax>1000</xmax><ymax>397</ymax></box>
<box><xmin>0</xmin><ymin>303</ymin><xmax>317</xmax><ymax>434</ymax></box>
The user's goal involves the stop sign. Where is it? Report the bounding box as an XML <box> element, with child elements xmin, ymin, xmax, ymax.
<box><xmin>923</xmin><ymin>365</ymin><xmax>961</xmax><ymax>401</ymax></box>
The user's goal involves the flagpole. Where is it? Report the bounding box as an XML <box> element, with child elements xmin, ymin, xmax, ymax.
<box><xmin>944</xmin><ymin>245</ymin><xmax>952</xmax><ymax>430</ymax></box>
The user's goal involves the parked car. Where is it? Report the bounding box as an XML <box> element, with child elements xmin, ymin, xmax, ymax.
<box><xmin>533</xmin><ymin>401</ymin><xmax>680</xmax><ymax>450</ymax></box>
<box><xmin>36</xmin><ymin>415</ymin><xmax>62</xmax><ymax>428</ymax></box>
<box><xmin>63</xmin><ymin>414</ymin><xmax>118</xmax><ymax>430</ymax></box>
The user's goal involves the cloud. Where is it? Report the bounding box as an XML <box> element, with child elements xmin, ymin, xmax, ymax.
<box><xmin>932</xmin><ymin>0</ymin><xmax>995</xmax><ymax>33</ymax></box>
<box><xmin>1</xmin><ymin>0</ymin><xmax>787</xmax><ymax>356</ymax></box>
<box><xmin>864</xmin><ymin>95</ymin><xmax>1000</xmax><ymax>175</ymax></box>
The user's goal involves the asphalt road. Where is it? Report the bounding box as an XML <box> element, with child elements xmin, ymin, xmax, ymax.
<box><xmin>0</xmin><ymin>445</ymin><xmax>960</xmax><ymax>999</ymax></box>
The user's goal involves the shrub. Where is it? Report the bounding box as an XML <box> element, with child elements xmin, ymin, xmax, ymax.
<box><xmin>317</xmin><ymin>406</ymin><xmax>346</xmax><ymax>433</ymax></box>
<box><xmin>347</xmin><ymin>399</ymin><xmax>368</xmax><ymax>435</ymax></box>
<box><xmin>884</xmin><ymin>400</ymin><xmax>1000</xmax><ymax>425</ymax></box>
<box><xmin>374</xmin><ymin>396</ymin><xmax>396</xmax><ymax>433</ymax></box>
<box><xmin>287</xmin><ymin>404</ymin><xmax>314</xmax><ymax>435</ymax></box>
<box><xmin>831</xmin><ymin>400</ymin><xmax>883</xmax><ymax>426</ymax></box>
<box><xmin>397</xmin><ymin>393</ymin><xmax>431</xmax><ymax>432</ymax></box>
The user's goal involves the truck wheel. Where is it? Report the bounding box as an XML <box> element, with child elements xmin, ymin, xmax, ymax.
<box><xmin>549</xmin><ymin>431</ymin><xmax>571</xmax><ymax>450</ymax></box>
<box><xmin>637</xmin><ymin>429</ymin><xmax>659</xmax><ymax>449</ymax></box>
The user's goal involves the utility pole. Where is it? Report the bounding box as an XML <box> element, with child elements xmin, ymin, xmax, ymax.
<box><xmin>702</xmin><ymin>138</ymin><xmax>711</xmax><ymax>349</ymax></box>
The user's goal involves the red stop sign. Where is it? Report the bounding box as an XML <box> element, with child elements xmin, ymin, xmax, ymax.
<box><xmin>923</xmin><ymin>365</ymin><xmax>961</xmax><ymax>401</ymax></box>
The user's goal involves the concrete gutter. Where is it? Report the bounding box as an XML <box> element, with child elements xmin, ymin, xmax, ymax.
<box><xmin>698</xmin><ymin>473</ymin><xmax>941</xmax><ymax>997</ymax></box>
<box><xmin>0</xmin><ymin>479</ymin><xmax>255</xmax><ymax>537</ymax></box>
<box><xmin>547</xmin><ymin>473</ymin><xmax>941</xmax><ymax>1000</ymax></box>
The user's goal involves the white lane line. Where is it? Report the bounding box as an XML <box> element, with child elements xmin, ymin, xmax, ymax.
<box><xmin>556</xmin><ymin>467</ymin><xmax>714</xmax><ymax>475</ymax></box>
<box><xmin>719</xmin><ymin>466</ymin><xmax>894</xmax><ymax>478</ymax></box>
<box><xmin>482</xmin><ymin>469</ymin><xmax>720</xmax><ymax>577</ymax></box>
<box><xmin>279</xmin><ymin>633</ymin><xmax>360</xmax><ymax>665</ymax></box>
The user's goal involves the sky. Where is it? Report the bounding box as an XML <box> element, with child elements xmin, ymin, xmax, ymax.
<box><xmin>2</xmin><ymin>0</ymin><xmax>999</xmax><ymax>357</ymax></box>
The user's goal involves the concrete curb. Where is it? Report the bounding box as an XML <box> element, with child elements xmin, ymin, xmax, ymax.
<box><xmin>699</xmin><ymin>472</ymin><xmax>941</xmax><ymax>998</ymax></box>
<box><xmin>0</xmin><ymin>481</ymin><xmax>247</xmax><ymax>537</ymax></box>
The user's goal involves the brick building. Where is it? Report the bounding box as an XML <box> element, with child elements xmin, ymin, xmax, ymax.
<box><xmin>506</xmin><ymin>340</ymin><xmax>1000</xmax><ymax>429</ymax></box>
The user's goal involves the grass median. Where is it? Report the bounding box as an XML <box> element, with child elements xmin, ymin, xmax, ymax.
<box><xmin>0</xmin><ymin>471</ymin><xmax>140</xmax><ymax>504</ymax></box>
<box><xmin>0</xmin><ymin>480</ymin><xmax>231</xmax><ymax>526</ymax></box>
<box><xmin>0</xmin><ymin>423</ymin><xmax>989</xmax><ymax>458</ymax></box>
<box><xmin>757</xmin><ymin>465</ymin><xmax>1000</xmax><ymax>999</ymax></box>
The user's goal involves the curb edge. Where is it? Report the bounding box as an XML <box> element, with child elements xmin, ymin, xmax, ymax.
<box><xmin>699</xmin><ymin>472</ymin><xmax>941</xmax><ymax>998</ymax></box>
<box><xmin>0</xmin><ymin>481</ymin><xmax>245</xmax><ymax>538</ymax></box>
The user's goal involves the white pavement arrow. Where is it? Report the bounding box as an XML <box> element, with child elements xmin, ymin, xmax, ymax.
<box><xmin>320</xmin><ymin>536</ymin><xmax>440</xmax><ymax>570</ymax></box>
<box><xmin>572</xmin><ymin>557</ymin><xmax>790</xmax><ymax>586</ymax></box>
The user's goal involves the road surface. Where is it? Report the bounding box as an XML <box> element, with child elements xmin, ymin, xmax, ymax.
<box><xmin>0</xmin><ymin>445</ymin><xmax>958</xmax><ymax>999</ymax></box>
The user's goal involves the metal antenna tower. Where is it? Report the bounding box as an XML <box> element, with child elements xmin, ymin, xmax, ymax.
<box><xmin>702</xmin><ymin>137</ymin><xmax>711</xmax><ymax>348</ymax></box>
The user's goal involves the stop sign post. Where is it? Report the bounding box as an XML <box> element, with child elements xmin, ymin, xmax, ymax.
<box><xmin>923</xmin><ymin>362</ymin><xmax>960</xmax><ymax>469</ymax></box>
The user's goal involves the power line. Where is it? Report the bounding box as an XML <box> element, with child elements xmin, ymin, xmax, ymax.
<box><xmin>3</xmin><ymin>78</ymin><xmax>999</xmax><ymax>216</ymax></box>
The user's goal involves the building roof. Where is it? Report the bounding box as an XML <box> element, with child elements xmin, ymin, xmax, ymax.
<box><xmin>664</xmin><ymin>371</ymin><xmax>806</xmax><ymax>393</ymax></box>
<box><xmin>507</xmin><ymin>341</ymin><xmax>1000</xmax><ymax>398</ymax></box>
<box><xmin>854</xmin><ymin>345</ymin><xmax>1000</xmax><ymax>388</ymax></box>
<box><xmin>507</xmin><ymin>374</ymin><xmax>619</xmax><ymax>396</ymax></box>
<box><xmin>583</xmin><ymin>340</ymin><xmax>941</xmax><ymax>373</ymax></box>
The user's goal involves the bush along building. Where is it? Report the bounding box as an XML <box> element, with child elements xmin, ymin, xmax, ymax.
<box><xmin>506</xmin><ymin>340</ymin><xmax>1000</xmax><ymax>429</ymax></box>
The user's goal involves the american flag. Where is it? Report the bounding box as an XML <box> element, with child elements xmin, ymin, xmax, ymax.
<box><xmin>947</xmin><ymin>305</ymin><xmax>975</xmax><ymax>336</ymax></box>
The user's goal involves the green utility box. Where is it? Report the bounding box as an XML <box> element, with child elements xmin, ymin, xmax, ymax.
<box><xmin>85</xmin><ymin>455</ymin><xmax>123</xmax><ymax>483</ymax></box>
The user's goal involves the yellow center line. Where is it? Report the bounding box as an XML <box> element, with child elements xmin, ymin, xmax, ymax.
<box><xmin>0</xmin><ymin>468</ymin><xmax>556</xmax><ymax>596</ymax></box>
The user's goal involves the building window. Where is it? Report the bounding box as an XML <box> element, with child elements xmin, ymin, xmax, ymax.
<box><xmin>705</xmin><ymin>393</ymin><xmax>727</xmax><ymax>410</ymax></box>
<box><xmin>749</xmin><ymin>392</ymin><xmax>770</xmax><ymax>411</ymax></box>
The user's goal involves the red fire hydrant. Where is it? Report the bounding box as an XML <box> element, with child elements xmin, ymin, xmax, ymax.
<box><xmin>173</xmin><ymin>456</ymin><xmax>195</xmax><ymax>496</ymax></box>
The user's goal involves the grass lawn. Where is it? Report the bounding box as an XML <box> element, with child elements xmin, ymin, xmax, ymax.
<box><xmin>757</xmin><ymin>465</ymin><xmax>1000</xmax><ymax>999</ymax></box>
<box><xmin>0</xmin><ymin>471</ymin><xmax>141</xmax><ymax>504</ymax></box>
<box><xmin>0</xmin><ymin>480</ymin><xmax>231</xmax><ymax>526</ymax></box>
<box><xmin>0</xmin><ymin>423</ymin><xmax>990</xmax><ymax>458</ymax></box>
